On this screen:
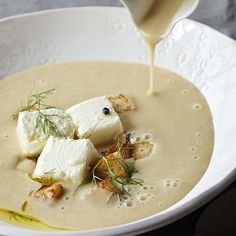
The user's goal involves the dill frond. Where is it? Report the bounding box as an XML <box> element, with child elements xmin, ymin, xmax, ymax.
<box><xmin>106</xmin><ymin>192</ymin><xmax>115</xmax><ymax>204</ymax></box>
<box><xmin>73</xmin><ymin>158</ymin><xmax>103</xmax><ymax>195</ymax></box>
<box><xmin>80</xmin><ymin>131</ymin><xmax>92</xmax><ymax>139</ymax></box>
<box><xmin>102</xmin><ymin>156</ymin><xmax>143</xmax><ymax>190</ymax></box>
<box><xmin>21</xmin><ymin>87</ymin><xmax>57</xmax><ymax>112</ymax></box>
<box><xmin>74</xmin><ymin>140</ymin><xmax>143</xmax><ymax>204</ymax></box>
<box><xmin>43</xmin><ymin>168</ymin><xmax>56</xmax><ymax>175</ymax></box>
<box><xmin>35</xmin><ymin>111</ymin><xmax>64</xmax><ymax>138</ymax></box>
<box><xmin>20</xmin><ymin>87</ymin><xmax>68</xmax><ymax>139</ymax></box>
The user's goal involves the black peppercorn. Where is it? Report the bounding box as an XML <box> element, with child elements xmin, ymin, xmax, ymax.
<box><xmin>126</xmin><ymin>133</ymin><xmax>131</xmax><ymax>143</ymax></box>
<box><xmin>103</xmin><ymin>107</ymin><xmax>110</xmax><ymax>115</ymax></box>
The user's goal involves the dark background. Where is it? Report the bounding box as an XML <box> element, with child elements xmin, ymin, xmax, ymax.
<box><xmin>0</xmin><ymin>1</ymin><xmax>236</xmax><ymax>236</ymax></box>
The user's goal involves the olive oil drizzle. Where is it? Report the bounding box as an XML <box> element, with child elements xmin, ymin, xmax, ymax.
<box><xmin>0</xmin><ymin>208</ymin><xmax>68</xmax><ymax>231</ymax></box>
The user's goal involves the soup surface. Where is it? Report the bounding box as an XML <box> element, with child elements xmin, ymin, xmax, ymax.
<box><xmin>0</xmin><ymin>61</ymin><xmax>214</xmax><ymax>230</ymax></box>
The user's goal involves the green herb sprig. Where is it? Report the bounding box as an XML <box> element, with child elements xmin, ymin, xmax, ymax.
<box><xmin>80</xmin><ymin>131</ymin><xmax>92</xmax><ymax>139</ymax></box>
<box><xmin>102</xmin><ymin>156</ymin><xmax>143</xmax><ymax>196</ymax></box>
<box><xmin>21</xmin><ymin>87</ymin><xmax>66</xmax><ymax>138</ymax></box>
<box><xmin>35</xmin><ymin>112</ymin><xmax>64</xmax><ymax>138</ymax></box>
<box><xmin>74</xmin><ymin>140</ymin><xmax>143</xmax><ymax>203</ymax></box>
<box><xmin>21</xmin><ymin>88</ymin><xmax>57</xmax><ymax>112</ymax></box>
<box><xmin>43</xmin><ymin>168</ymin><xmax>56</xmax><ymax>176</ymax></box>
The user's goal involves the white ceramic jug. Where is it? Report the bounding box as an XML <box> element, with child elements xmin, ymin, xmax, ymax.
<box><xmin>121</xmin><ymin>0</ymin><xmax>199</xmax><ymax>38</ymax></box>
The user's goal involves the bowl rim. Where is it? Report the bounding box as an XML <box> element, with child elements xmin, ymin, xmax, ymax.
<box><xmin>0</xmin><ymin>6</ymin><xmax>235</xmax><ymax>45</ymax></box>
<box><xmin>0</xmin><ymin>6</ymin><xmax>236</xmax><ymax>236</ymax></box>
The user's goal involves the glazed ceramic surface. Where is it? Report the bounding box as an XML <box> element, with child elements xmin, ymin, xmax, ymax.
<box><xmin>0</xmin><ymin>7</ymin><xmax>236</xmax><ymax>236</ymax></box>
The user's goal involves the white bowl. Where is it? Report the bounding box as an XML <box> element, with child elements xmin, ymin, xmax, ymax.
<box><xmin>0</xmin><ymin>7</ymin><xmax>236</xmax><ymax>236</ymax></box>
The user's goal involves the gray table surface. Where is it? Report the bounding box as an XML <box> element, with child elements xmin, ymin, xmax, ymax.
<box><xmin>0</xmin><ymin>1</ymin><xmax>236</xmax><ymax>236</ymax></box>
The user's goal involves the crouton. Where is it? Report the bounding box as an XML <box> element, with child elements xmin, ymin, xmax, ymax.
<box><xmin>34</xmin><ymin>183</ymin><xmax>64</xmax><ymax>200</ymax></box>
<box><xmin>131</xmin><ymin>141</ymin><xmax>153</xmax><ymax>160</ymax></box>
<box><xmin>101</xmin><ymin>145</ymin><xmax>119</xmax><ymax>156</ymax></box>
<box><xmin>108</xmin><ymin>94</ymin><xmax>135</xmax><ymax>113</ymax></box>
<box><xmin>101</xmin><ymin>143</ymin><xmax>132</xmax><ymax>159</ymax></box>
<box><xmin>95</xmin><ymin>152</ymin><xmax>126</xmax><ymax>179</ymax></box>
<box><xmin>98</xmin><ymin>178</ymin><xmax>121</xmax><ymax>194</ymax></box>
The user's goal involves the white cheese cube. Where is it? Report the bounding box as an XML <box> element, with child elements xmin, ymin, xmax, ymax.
<box><xmin>66</xmin><ymin>96</ymin><xmax>123</xmax><ymax>146</ymax></box>
<box><xmin>33</xmin><ymin>137</ymin><xmax>99</xmax><ymax>183</ymax></box>
<box><xmin>17</xmin><ymin>108</ymin><xmax>75</xmax><ymax>156</ymax></box>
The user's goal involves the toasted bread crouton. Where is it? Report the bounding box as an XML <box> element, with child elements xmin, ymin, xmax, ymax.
<box><xmin>95</xmin><ymin>152</ymin><xmax>126</xmax><ymax>179</ymax></box>
<box><xmin>101</xmin><ymin>143</ymin><xmax>132</xmax><ymax>159</ymax></box>
<box><xmin>132</xmin><ymin>141</ymin><xmax>153</xmax><ymax>160</ymax></box>
<box><xmin>101</xmin><ymin>145</ymin><xmax>119</xmax><ymax>156</ymax></box>
<box><xmin>98</xmin><ymin>178</ymin><xmax>121</xmax><ymax>194</ymax></box>
<box><xmin>121</xmin><ymin>145</ymin><xmax>133</xmax><ymax>159</ymax></box>
<box><xmin>34</xmin><ymin>183</ymin><xmax>64</xmax><ymax>200</ymax></box>
<box><xmin>108</xmin><ymin>94</ymin><xmax>135</xmax><ymax>113</ymax></box>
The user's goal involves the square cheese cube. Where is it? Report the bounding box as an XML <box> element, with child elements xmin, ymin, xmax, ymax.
<box><xmin>33</xmin><ymin>137</ymin><xmax>99</xmax><ymax>183</ymax></box>
<box><xmin>17</xmin><ymin>108</ymin><xmax>75</xmax><ymax>156</ymax></box>
<box><xmin>66</xmin><ymin>96</ymin><xmax>123</xmax><ymax>146</ymax></box>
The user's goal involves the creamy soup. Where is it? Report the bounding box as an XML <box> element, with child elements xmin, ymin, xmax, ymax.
<box><xmin>136</xmin><ymin>0</ymin><xmax>186</xmax><ymax>94</ymax></box>
<box><xmin>0</xmin><ymin>61</ymin><xmax>214</xmax><ymax>230</ymax></box>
